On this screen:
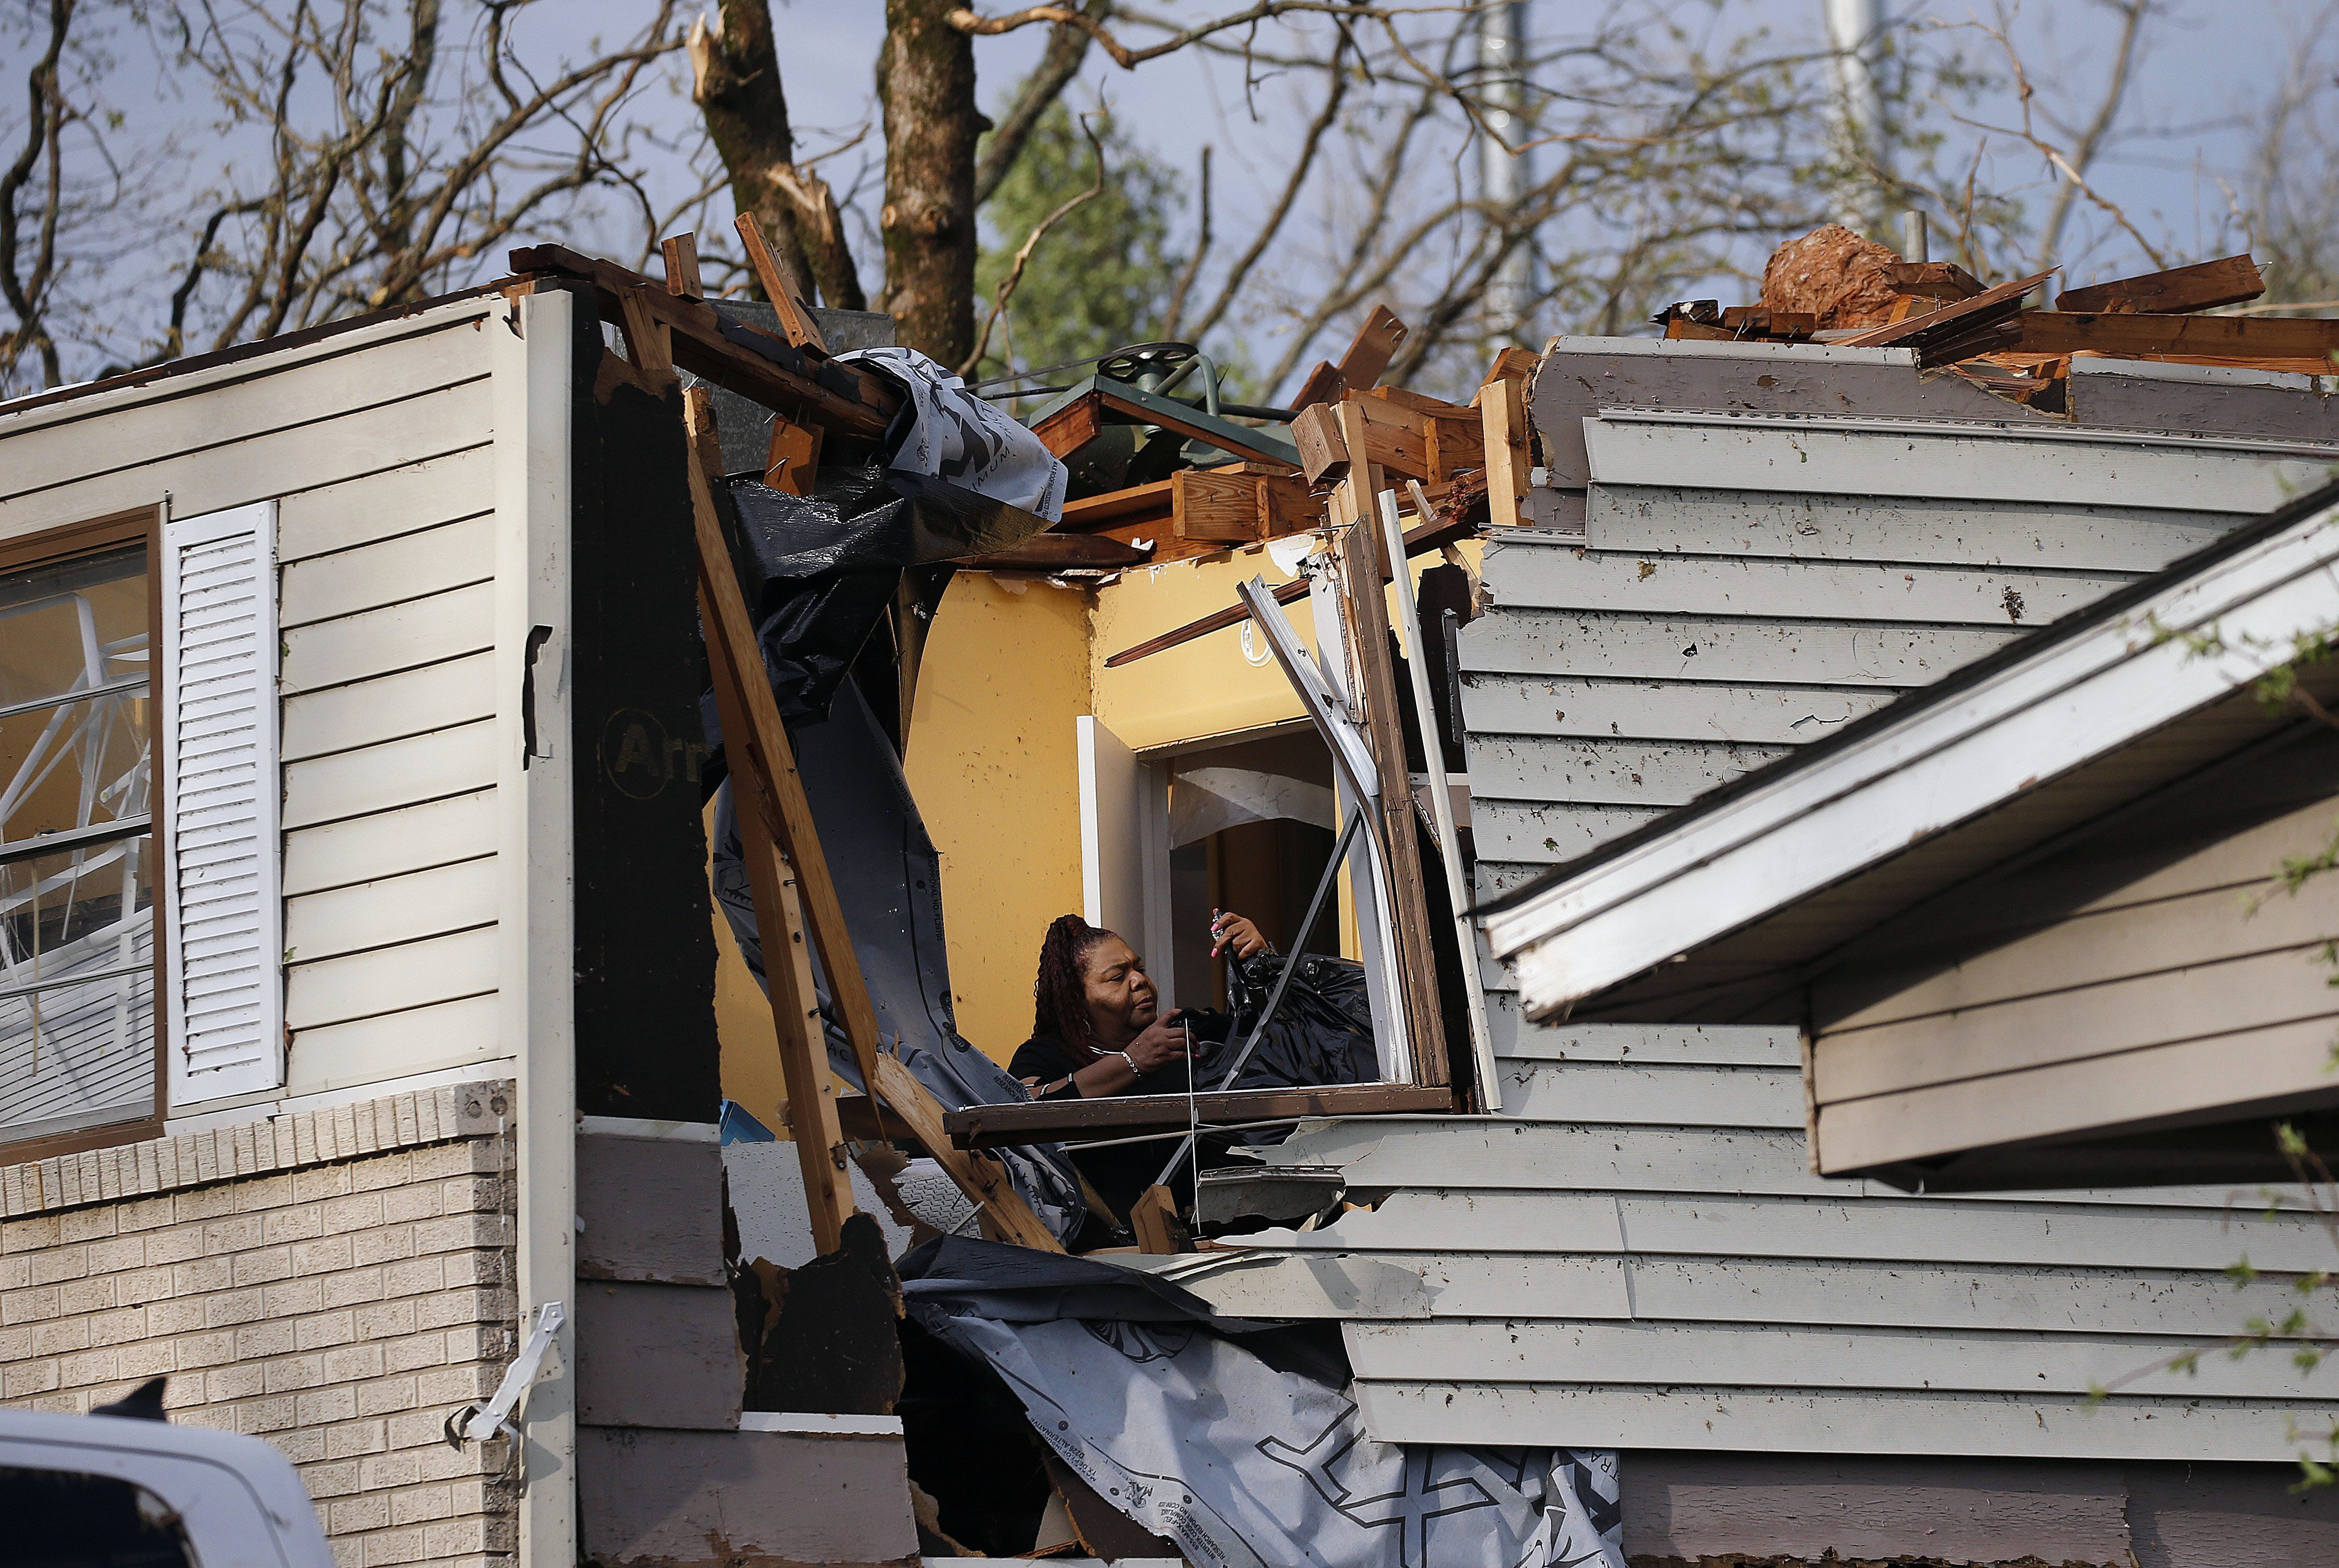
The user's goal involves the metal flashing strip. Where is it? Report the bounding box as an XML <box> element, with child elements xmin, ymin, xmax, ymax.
<box><xmin>738</xmin><ymin>1411</ymin><xmax>904</xmax><ymax>1437</ymax></box>
<box><xmin>0</xmin><ymin>814</ymin><xmax>150</xmax><ymax>867</ymax></box>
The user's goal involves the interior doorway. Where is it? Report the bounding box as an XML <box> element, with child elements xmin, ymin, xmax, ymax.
<box><xmin>1164</xmin><ymin>729</ymin><xmax>1342</xmax><ymax>1011</ymax></box>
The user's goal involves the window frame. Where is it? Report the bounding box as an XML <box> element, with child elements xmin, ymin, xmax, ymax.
<box><xmin>0</xmin><ymin>505</ymin><xmax>168</xmax><ymax>1166</ymax></box>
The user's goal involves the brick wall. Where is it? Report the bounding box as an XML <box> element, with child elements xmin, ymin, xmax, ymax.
<box><xmin>0</xmin><ymin>1083</ymin><xmax>521</xmax><ymax>1568</ymax></box>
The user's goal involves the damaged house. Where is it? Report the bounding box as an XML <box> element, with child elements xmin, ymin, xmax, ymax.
<box><xmin>6</xmin><ymin>222</ymin><xmax>2339</xmax><ymax>1568</ymax></box>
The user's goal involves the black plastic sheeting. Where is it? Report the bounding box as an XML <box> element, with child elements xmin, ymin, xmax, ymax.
<box><xmin>1197</xmin><ymin>951</ymin><xmax>1380</xmax><ymax>1098</ymax></box>
<box><xmin>712</xmin><ymin>681</ymin><xmax>1091</xmax><ymax>1246</ymax></box>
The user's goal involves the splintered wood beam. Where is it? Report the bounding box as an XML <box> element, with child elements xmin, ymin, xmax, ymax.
<box><xmin>1337</xmin><ymin>304</ymin><xmax>1409</xmax><ymax>389</ymax></box>
<box><xmin>1839</xmin><ymin>270</ymin><xmax>2055</xmax><ymax>351</ymax></box>
<box><xmin>1294</xmin><ymin>402</ymin><xmax>1347</xmax><ymax>483</ymax></box>
<box><xmin>2057</xmin><ymin>254</ymin><xmax>2264</xmax><ymax>316</ymax></box>
<box><xmin>734</xmin><ymin>213</ymin><xmax>830</xmax><ymax>353</ymax></box>
<box><xmin>682</xmin><ymin>384</ymin><xmax>1064</xmax><ymax>1254</ymax></box>
<box><xmin>1130</xmin><ymin>1186</ymin><xmax>1191</xmax><ymax>1254</ymax></box>
<box><xmin>1479</xmin><ymin>376</ymin><xmax>1530</xmax><ymax>528</ymax></box>
<box><xmin>510</xmin><ymin>243</ymin><xmax>890</xmax><ymax>437</ymax></box>
<box><xmin>1057</xmin><ymin>479</ymin><xmax>1173</xmax><ymax>531</ymax></box>
<box><xmin>660</xmin><ymin>232</ymin><xmax>703</xmax><ymax>299</ymax></box>
<box><xmin>2008</xmin><ymin>309</ymin><xmax>2339</xmax><ymax>362</ymax></box>
<box><xmin>1334</xmin><ymin>520</ymin><xmax>1452</xmax><ymax>1090</ymax></box>
<box><xmin>1475</xmin><ymin>346</ymin><xmax>1540</xmax><ymax>395</ymax></box>
<box><xmin>687</xmin><ymin>397</ymin><xmax>856</xmax><ymax>1255</ymax></box>
<box><xmin>1881</xmin><ymin>260</ymin><xmax>1983</xmax><ymax>299</ymax></box>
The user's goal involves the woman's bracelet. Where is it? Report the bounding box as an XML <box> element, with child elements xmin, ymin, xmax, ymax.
<box><xmin>1114</xmin><ymin>1049</ymin><xmax>1140</xmax><ymax>1076</ymax></box>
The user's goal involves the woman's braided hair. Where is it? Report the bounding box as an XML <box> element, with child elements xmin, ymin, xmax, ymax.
<box><xmin>1033</xmin><ymin>913</ymin><xmax>1114</xmax><ymax>1051</ymax></box>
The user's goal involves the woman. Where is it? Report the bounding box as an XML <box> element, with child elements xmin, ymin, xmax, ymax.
<box><xmin>1012</xmin><ymin>909</ymin><xmax>1266</xmax><ymax>1221</ymax></box>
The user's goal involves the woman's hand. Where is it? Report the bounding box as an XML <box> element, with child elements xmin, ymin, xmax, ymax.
<box><xmin>1121</xmin><ymin>1009</ymin><xmax>1191</xmax><ymax>1075</ymax></box>
<box><xmin>1211</xmin><ymin>909</ymin><xmax>1268</xmax><ymax>960</ymax></box>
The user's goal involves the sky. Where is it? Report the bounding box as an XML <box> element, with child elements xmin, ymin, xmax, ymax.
<box><xmin>8</xmin><ymin>1</ymin><xmax>2334</xmax><ymax>391</ymax></box>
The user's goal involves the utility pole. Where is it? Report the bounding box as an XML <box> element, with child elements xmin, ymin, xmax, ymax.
<box><xmin>1479</xmin><ymin>0</ymin><xmax>1534</xmax><ymax>346</ymax></box>
<box><xmin>1824</xmin><ymin>0</ymin><xmax>1890</xmax><ymax>239</ymax></box>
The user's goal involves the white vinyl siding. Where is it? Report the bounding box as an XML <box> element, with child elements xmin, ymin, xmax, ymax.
<box><xmin>0</xmin><ymin>298</ymin><xmax>519</xmax><ymax>1113</ymax></box>
<box><xmin>1222</xmin><ymin>372</ymin><xmax>2339</xmax><ymax>1462</ymax></box>
<box><xmin>160</xmin><ymin>501</ymin><xmax>282</xmax><ymax>1102</ymax></box>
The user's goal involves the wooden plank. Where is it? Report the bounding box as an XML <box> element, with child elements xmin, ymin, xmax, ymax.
<box><xmin>285</xmin><ymin>992</ymin><xmax>503</xmax><ymax>1097</ymax></box>
<box><xmin>733</xmin><ymin>214</ymin><xmax>827</xmax><ymax>353</ymax></box>
<box><xmin>0</xmin><ymin>312</ymin><xmax>494</xmax><ymax>506</ymax></box>
<box><xmin>1486</xmin><ymin>547</ymin><xmax>2135</xmax><ymax>628</ymax></box>
<box><xmin>280</xmin><ymin>651</ymin><xmax>496</xmax><ymax>764</ymax></box>
<box><xmin>868</xmin><ymin>1052</ymin><xmax>1064</xmax><ymax>1251</ymax></box>
<box><xmin>280</xmin><ymin>581</ymin><xmax>495</xmax><ymax>696</ymax></box>
<box><xmin>1493</xmin><ymin>1059</ymin><xmax>1805</xmax><ymax>1126</ymax></box>
<box><xmin>1351</xmin><ymin>396</ymin><xmax>1430</xmax><ymax>478</ymax></box>
<box><xmin>1839</xmin><ymin>269</ymin><xmax>2053</xmax><ymax>351</ymax></box>
<box><xmin>1335</xmin><ymin>519</ymin><xmax>1449</xmax><ymax>1087</ymax></box>
<box><xmin>1131</xmin><ymin>1185</ymin><xmax>1190</xmax><ymax>1254</ymax></box>
<box><xmin>1032</xmin><ymin>391</ymin><xmax>1106</xmax><ymax>458</ymax></box>
<box><xmin>943</xmin><ymin>1083</ymin><xmax>1454</xmax><ymax>1149</ymax></box>
<box><xmin>1257</xmin><ymin>473</ymin><xmax>1316</xmax><ymax>537</ymax></box>
<box><xmin>961</xmin><ymin>535</ymin><xmax>1149</xmax><ymax>571</ymax></box>
<box><xmin>1292</xmin><ymin>402</ymin><xmax>1347</xmax><ymax>483</ymax></box>
<box><xmin>279</xmin><ymin>513</ymin><xmax>495</xmax><ymax>629</ymax></box>
<box><xmin>1462</xmin><ymin>608</ymin><xmax>2018</xmax><ymax>686</ymax></box>
<box><xmin>284</xmin><ymin>855</ymin><xmax>499</xmax><ymax>966</ymax></box>
<box><xmin>1335</xmin><ymin>304</ymin><xmax>1409</xmax><ymax>389</ymax></box>
<box><xmin>0</xmin><ymin>377</ymin><xmax>494</xmax><ymax>539</ymax></box>
<box><xmin>1583</xmin><ymin>485</ymin><xmax>2232</xmax><ymax>571</ymax></box>
<box><xmin>2014</xmin><ymin>308</ymin><xmax>2339</xmax><ymax>363</ymax></box>
<box><xmin>1581</xmin><ymin>414</ymin><xmax>2333</xmax><ymax>514</ymax></box>
<box><xmin>2057</xmin><ymin>255</ymin><xmax>2264</xmax><ymax>315</ymax></box>
<box><xmin>690</xmin><ymin>391</ymin><xmax>857</xmax><ymax>1255</ymax></box>
<box><xmin>1480</xmin><ymin>376</ymin><xmax>1530</xmax><ymax>527</ymax></box>
<box><xmin>1818</xmin><ymin>1013</ymin><xmax>2339</xmax><ymax>1175</ymax></box>
<box><xmin>281</xmin><ymin>719</ymin><xmax>496</xmax><ymax>831</ymax></box>
<box><xmin>1059</xmin><ymin>479</ymin><xmax>1173</xmax><ymax>530</ymax></box>
<box><xmin>1350</xmin><ymin>1381</ymin><xmax>2319</xmax><ymax>1462</ymax></box>
<box><xmin>1459</xmin><ymin>672</ymin><xmax>1899</xmax><ymax>747</ymax></box>
<box><xmin>512</xmin><ymin>243</ymin><xmax>888</xmax><ymax>436</ymax></box>
<box><xmin>1344</xmin><ymin>1318</ymin><xmax>2328</xmax><ymax>1400</ymax></box>
<box><xmin>1466</xmin><ymin>735</ymin><xmax>1794</xmax><ymax>809</ymax></box>
<box><xmin>1172</xmin><ymin>466</ymin><xmax>1261</xmax><ymax>542</ymax></box>
<box><xmin>660</xmin><ymin>232</ymin><xmax>704</xmax><ymax>300</ymax></box>
<box><xmin>283</xmin><ymin>923</ymin><xmax>500</xmax><ymax>1031</ymax></box>
<box><xmin>280</xmin><ymin>787</ymin><xmax>497</xmax><ymax>897</ymax></box>
<box><xmin>275</xmin><ymin>443</ymin><xmax>494</xmax><ymax>564</ymax></box>
<box><xmin>1882</xmin><ymin>261</ymin><xmax>1984</xmax><ymax>299</ymax></box>
<box><xmin>1477</xmin><ymin>346</ymin><xmax>1540</xmax><ymax>393</ymax></box>
<box><xmin>1487</xmin><ymin>1001</ymin><xmax>1803</xmax><ymax>1066</ymax></box>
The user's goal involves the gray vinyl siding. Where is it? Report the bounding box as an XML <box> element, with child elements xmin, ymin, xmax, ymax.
<box><xmin>0</xmin><ymin>298</ymin><xmax>528</xmax><ymax>1115</ymax></box>
<box><xmin>1233</xmin><ymin>344</ymin><xmax>2339</xmax><ymax>1461</ymax></box>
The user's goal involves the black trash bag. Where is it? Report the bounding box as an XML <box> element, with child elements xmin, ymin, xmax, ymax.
<box><xmin>711</xmin><ymin>457</ymin><xmax>914</xmax><ymax>735</ymax></box>
<box><xmin>1190</xmin><ymin>951</ymin><xmax>1380</xmax><ymax>1095</ymax></box>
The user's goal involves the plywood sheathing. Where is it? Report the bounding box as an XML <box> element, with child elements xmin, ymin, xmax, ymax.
<box><xmin>1760</xmin><ymin>223</ymin><xmax>1904</xmax><ymax>329</ymax></box>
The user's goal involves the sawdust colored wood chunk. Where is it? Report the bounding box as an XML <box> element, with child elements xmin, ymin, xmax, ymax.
<box><xmin>1131</xmin><ymin>1185</ymin><xmax>1193</xmax><ymax>1254</ymax></box>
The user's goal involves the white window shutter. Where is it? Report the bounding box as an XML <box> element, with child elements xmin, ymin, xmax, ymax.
<box><xmin>160</xmin><ymin>501</ymin><xmax>283</xmax><ymax>1105</ymax></box>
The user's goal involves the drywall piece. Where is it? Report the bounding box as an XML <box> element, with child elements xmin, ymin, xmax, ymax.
<box><xmin>577</xmin><ymin>1425</ymin><xmax>919</xmax><ymax>1567</ymax></box>
<box><xmin>576</xmin><ymin>1127</ymin><xmax>727</xmax><ymax>1285</ymax></box>
<box><xmin>1620</xmin><ymin>1452</ymin><xmax>2132</xmax><ymax>1564</ymax></box>
<box><xmin>574</xmin><ymin>1280</ymin><xmax>744</xmax><ymax>1432</ymax></box>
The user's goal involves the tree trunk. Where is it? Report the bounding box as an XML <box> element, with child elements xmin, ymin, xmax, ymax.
<box><xmin>690</xmin><ymin>0</ymin><xmax>865</xmax><ymax>310</ymax></box>
<box><xmin>877</xmin><ymin>0</ymin><xmax>981</xmax><ymax>366</ymax></box>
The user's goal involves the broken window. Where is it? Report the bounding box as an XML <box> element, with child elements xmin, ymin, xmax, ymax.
<box><xmin>0</xmin><ymin>540</ymin><xmax>158</xmax><ymax>1148</ymax></box>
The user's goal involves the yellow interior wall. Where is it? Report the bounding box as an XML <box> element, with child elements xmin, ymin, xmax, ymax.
<box><xmin>904</xmin><ymin>573</ymin><xmax>1095</xmax><ymax>1064</ymax></box>
<box><xmin>1090</xmin><ymin>544</ymin><xmax>1316</xmax><ymax>751</ymax></box>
